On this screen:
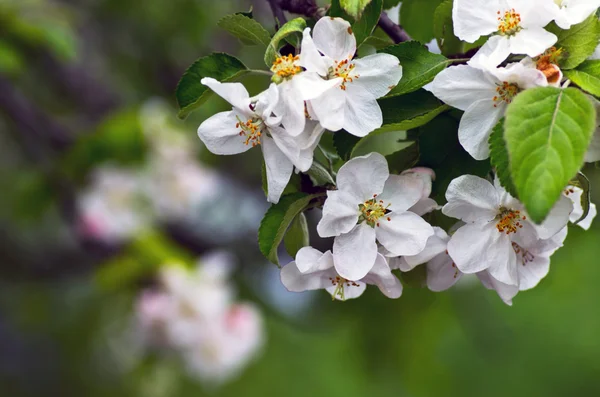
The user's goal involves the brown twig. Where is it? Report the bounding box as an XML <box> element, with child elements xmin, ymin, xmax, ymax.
<box><xmin>378</xmin><ymin>12</ymin><xmax>411</xmax><ymax>43</ymax></box>
<box><xmin>266</xmin><ymin>0</ymin><xmax>288</xmax><ymax>28</ymax></box>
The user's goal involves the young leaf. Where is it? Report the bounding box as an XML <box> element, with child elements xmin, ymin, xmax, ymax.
<box><xmin>264</xmin><ymin>18</ymin><xmax>307</xmax><ymax>66</ymax></box>
<box><xmin>333</xmin><ymin>131</ymin><xmax>361</xmax><ymax>160</ymax></box>
<box><xmin>284</xmin><ymin>212</ymin><xmax>310</xmax><ymax>258</ymax></box>
<box><xmin>385</xmin><ymin>140</ymin><xmax>420</xmax><ymax>174</ymax></box>
<box><xmin>564</xmin><ymin>60</ymin><xmax>600</xmax><ymax>97</ymax></box>
<box><xmin>504</xmin><ymin>87</ymin><xmax>596</xmax><ymax>223</ymax></box>
<box><xmin>351</xmin><ymin>130</ymin><xmax>411</xmax><ymax>158</ymax></box>
<box><xmin>379</xmin><ymin>41</ymin><xmax>449</xmax><ymax>96</ymax></box>
<box><xmin>352</xmin><ymin>0</ymin><xmax>383</xmax><ymax>48</ymax></box>
<box><xmin>488</xmin><ymin>120</ymin><xmax>518</xmax><ymax>198</ymax></box>
<box><xmin>307</xmin><ymin>162</ymin><xmax>336</xmax><ymax>187</ymax></box>
<box><xmin>433</xmin><ymin>0</ymin><xmax>464</xmax><ymax>56</ymax></box>
<box><xmin>340</xmin><ymin>0</ymin><xmax>373</xmax><ymax>19</ymax></box>
<box><xmin>547</xmin><ymin>15</ymin><xmax>600</xmax><ymax>70</ymax></box>
<box><xmin>258</xmin><ymin>193</ymin><xmax>322</xmax><ymax>266</ymax></box>
<box><xmin>217</xmin><ymin>14</ymin><xmax>271</xmax><ymax>47</ymax></box>
<box><xmin>176</xmin><ymin>53</ymin><xmax>249</xmax><ymax>119</ymax></box>
<box><xmin>377</xmin><ymin>89</ymin><xmax>449</xmax><ymax>132</ymax></box>
<box><xmin>400</xmin><ymin>0</ymin><xmax>444</xmax><ymax>43</ymax></box>
<box><xmin>570</xmin><ymin>172</ymin><xmax>592</xmax><ymax>224</ymax></box>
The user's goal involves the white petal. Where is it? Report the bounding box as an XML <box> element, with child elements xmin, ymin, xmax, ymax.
<box><xmin>452</xmin><ymin>0</ymin><xmax>503</xmax><ymax>42</ymax></box>
<box><xmin>447</xmin><ymin>221</ymin><xmax>515</xmax><ymax>276</ymax></box>
<box><xmin>426</xmin><ymin>253</ymin><xmax>462</xmax><ymax>292</ymax></box>
<box><xmin>377</xmin><ymin>175</ymin><xmax>423</xmax><ymax>213</ymax></box>
<box><xmin>295</xmin><ymin>247</ymin><xmax>334</xmax><ymax>273</ymax></box>
<box><xmin>516</xmin><ymin>254</ymin><xmax>550</xmax><ymax>291</ymax></box>
<box><xmin>577</xmin><ymin>203</ymin><xmax>597</xmax><ymax>230</ymax></box>
<box><xmin>468</xmin><ymin>36</ymin><xmax>512</xmax><ymax>69</ymax></box>
<box><xmin>351</xmin><ymin>53</ymin><xmax>403</xmax><ymax>99</ymax></box>
<box><xmin>293</xmin><ymin>72</ymin><xmax>341</xmax><ymax>101</ymax></box>
<box><xmin>459</xmin><ymin>98</ymin><xmax>505</xmax><ymax>160</ymax></box>
<box><xmin>404</xmin><ymin>227</ymin><xmax>449</xmax><ymax>267</ymax></box>
<box><xmin>401</xmin><ymin>167</ymin><xmax>436</xmax><ymax>199</ymax></box>
<box><xmin>197</xmin><ymin>111</ymin><xmax>253</xmax><ymax>155</ymax></box>
<box><xmin>342</xmin><ymin>93</ymin><xmax>383</xmax><ymax>137</ymax></box>
<box><xmin>376</xmin><ymin>211</ymin><xmax>434</xmax><ymax>256</ymax></box>
<box><xmin>442</xmin><ymin>175</ymin><xmax>500</xmax><ymax>222</ymax></box>
<box><xmin>298</xmin><ymin>28</ymin><xmax>330</xmax><ymax>76</ymax></box>
<box><xmin>391</xmin><ymin>257</ymin><xmax>416</xmax><ymax>272</ymax></box>
<box><xmin>281</xmin><ymin>261</ymin><xmax>337</xmax><ymax>292</ymax></box>
<box><xmin>487</xmin><ymin>240</ymin><xmax>519</xmax><ymax>286</ymax></box>
<box><xmin>362</xmin><ymin>254</ymin><xmax>403</xmax><ymax>298</ymax></box>
<box><xmin>492</xmin><ymin>62</ymin><xmax>548</xmax><ymax>89</ymax></box>
<box><xmin>316</xmin><ymin>190</ymin><xmax>360</xmax><ymax>238</ymax></box>
<box><xmin>201</xmin><ymin>77</ymin><xmax>251</xmax><ymax>113</ymax></box>
<box><xmin>477</xmin><ymin>271</ymin><xmax>518</xmax><ymax>305</ymax></box>
<box><xmin>326</xmin><ymin>282</ymin><xmax>367</xmax><ymax>300</ymax></box>
<box><xmin>409</xmin><ymin>198</ymin><xmax>440</xmax><ymax>216</ymax></box>
<box><xmin>274</xmin><ymin>80</ymin><xmax>306</xmax><ymax>136</ymax></box>
<box><xmin>424</xmin><ymin>65</ymin><xmax>497</xmax><ymax>111</ymax></box>
<box><xmin>312</xmin><ymin>17</ymin><xmax>356</xmax><ymax>61</ymax></box>
<box><xmin>553</xmin><ymin>0</ymin><xmax>600</xmax><ymax>29</ymax></box>
<box><xmin>255</xmin><ymin>83</ymin><xmax>280</xmax><ymax>124</ymax></box>
<box><xmin>533</xmin><ymin>195</ymin><xmax>572</xmax><ymax>239</ymax></box>
<box><xmin>293</xmin><ymin>119</ymin><xmax>325</xmax><ymax>151</ymax></box>
<box><xmin>261</xmin><ymin>136</ymin><xmax>294</xmax><ymax>204</ymax></box>
<box><xmin>336</xmin><ymin>152</ymin><xmax>389</xmax><ymax>203</ymax></box>
<box><xmin>508</xmin><ymin>28</ymin><xmax>557</xmax><ymax>58</ymax></box>
<box><xmin>516</xmin><ymin>0</ymin><xmax>560</xmax><ymax>28</ymax></box>
<box><xmin>269</xmin><ymin>125</ymin><xmax>314</xmax><ymax>172</ymax></box>
<box><xmin>333</xmin><ymin>223</ymin><xmax>378</xmax><ymax>281</ymax></box>
<box><xmin>308</xmin><ymin>88</ymin><xmax>346</xmax><ymax>132</ymax></box>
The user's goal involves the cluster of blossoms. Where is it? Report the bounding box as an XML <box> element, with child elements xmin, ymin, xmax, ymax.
<box><xmin>195</xmin><ymin>4</ymin><xmax>599</xmax><ymax>306</ymax></box>
<box><xmin>135</xmin><ymin>252</ymin><xmax>263</xmax><ymax>384</ymax></box>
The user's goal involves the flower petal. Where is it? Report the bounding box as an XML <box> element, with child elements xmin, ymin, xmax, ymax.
<box><xmin>409</xmin><ymin>198</ymin><xmax>440</xmax><ymax>216</ymax></box>
<box><xmin>201</xmin><ymin>77</ymin><xmax>251</xmax><ymax>114</ymax></box>
<box><xmin>442</xmin><ymin>175</ymin><xmax>500</xmax><ymax>222</ymax></box>
<box><xmin>336</xmin><ymin>152</ymin><xmax>389</xmax><ymax>202</ymax></box>
<box><xmin>342</xmin><ymin>93</ymin><xmax>383</xmax><ymax>137</ymax></box>
<box><xmin>477</xmin><ymin>271</ymin><xmax>518</xmax><ymax>305</ymax></box>
<box><xmin>308</xmin><ymin>88</ymin><xmax>346</xmax><ymax>132</ymax></box>
<box><xmin>269</xmin><ymin>125</ymin><xmax>314</xmax><ymax>172</ymax></box>
<box><xmin>312</xmin><ymin>17</ymin><xmax>356</xmax><ymax>61</ymax></box>
<box><xmin>509</xmin><ymin>28</ymin><xmax>557</xmax><ymax>58</ymax></box>
<box><xmin>376</xmin><ymin>211</ymin><xmax>434</xmax><ymax>256</ymax></box>
<box><xmin>362</xmin><ymin>254</ymin><xmax>403</xmax><ymax>298</ymax></box>
<box><xmin>452</xmin><ymin>0</ymin><xmax>503</xmax><ymax>42</ymax></box>
<box><xmin>533</xmin><ymin>194</ymin><xmax>572</xmax><ymax>239</ymax></box>
<box><xmin>298</xmin><ymin>28</ymin><xmax>330</xmax><ymax>76</ymax></box>
<box><xmin>426</xmin><ymin>253</ymin><xmax>462</xmax><ymax>292</ymax></box>
<box><xmin>274</xmin><ymin>80</ymin><xmax>306</xmax><ymax>136</ymax></box>
<box><xmin>293</xmin><ymin>72</ymin><xmax>341</xmax><ymax>101</ymax></box>
<box><xmin>281</xmin><ymin>261</ymin><xmax>337</xmax><ymax>292</ymax></box>
<box><xmin>468</xmin><ymin>35</ymin><xmax>512</xmax><ymax>69</ymax></box>
<box><xmin>317</xmin><ymin>190</ymin><xmax>360</xmax><ymax>238</ymax></box>
<box><xmin>351</xmin><ymin>53</ymin><xmax>403</xmax><ymax>99</ymax></box>
<box><xmin>261</xmin><ymin>136</ymin><xmax>294</xmax><ymax>204</ymax></box>
<box><xmin>295</xmin><ymin>247</ymin><xmax>334</xmax><ymax>273</ymax></box>
<box><xmin>378</xmin><ymin>174</ymin><xmax>425</xmax><ymax>213</ymax></box>
<box><xmin>404</xmin><ymin>227</ymin><xmax>449</xmax><ymax>267</ymax></box>
<box><xmin>577</xmin><ymin>203</ymin><xmax>597</xmax><ymax>230</ymax></box>
<box><xmin>333</xmin><ymin>223</ymin><xmax>378</xmax><ymax>281</ymax></box>
<box><xmin>459</xmin><ymin>98</ymin><xmax>504</xmax><ymax>160</ymax></box>
<box><xmin>326</xmin><ymin>282</ymin><xmax>367</xmax><ymax>300</ymax></box>
<box><xmin>197</xmin><ymin>111</ymin><xmax>253</xmax><ymax>155</ymax></box>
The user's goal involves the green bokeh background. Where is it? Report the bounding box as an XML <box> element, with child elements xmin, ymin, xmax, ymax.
<box><xmin>1</xmin><ymin>1</ymin><xmax>600</xmax><ymax>396</ymax></box>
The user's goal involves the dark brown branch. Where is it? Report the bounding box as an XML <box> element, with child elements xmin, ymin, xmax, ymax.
<box><xmin>266</xmin><ymin>0</ymin><xmax>288</xmax><ymax>28</ymax></box>
<box><xmin>378</xmin><ymin>12</ymin><xmax>411</xmax><ymax>43</ymax></box>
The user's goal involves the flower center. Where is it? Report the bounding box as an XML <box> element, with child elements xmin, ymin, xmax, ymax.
<box><xmin>535</xmin><ymin>47</ymin><xmax>563</xmax><ymax>84</ymax></box>
<box><xmin>236</xmin><ymin>116</ymin><xmax>264</xmax><ymax>147</ymax></box>
<box><xmin>271</xmin><ymin>54</ymin><xmax>302</xmax><ymax>80</ymax></box>
<box><xmin>493</xmin><ymin>82</ymin><xmax>519</xmax><ymax>107</ymax></box>
<box><xmin>330</xmin><ymin>59</ymin><xmax>359</xmax><ymax>90</ymax></box>
<box><xmin>497</xmin><ymin>9</ymin><xmax>522</xmax><ymax>36</ymax></box>
<box><xmin>512</xmin><ymin>242</ymin><xmax>535</xmax><ymax>265</ymax></box>
<box><xmin>358</xmin><ymin>194</ymin><xmax>391</xmax><ymax>227</ymax></box>
<box><xmin>329</xmin><ymin>276</ymin><xmax>360</xmax><ymax>301</ymax></box>
<box><xmin>495</xmin><ymin>207</ymin><xmax>526</xmax><ymax>235</ymax></box>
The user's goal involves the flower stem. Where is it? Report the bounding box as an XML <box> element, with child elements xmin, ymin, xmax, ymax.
<box><xmin>250</xmin><ymin>69</ymin><xmax>274</xmax><ymax>77</ymax></box>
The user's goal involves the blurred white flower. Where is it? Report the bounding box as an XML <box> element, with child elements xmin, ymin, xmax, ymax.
<box><xmin>564</xmin><ymin>185</ymin><xmax>597</xmax><ymax>230</ymax></box>
<box><xmin>551</xmin><ymin>0</ymin><xmax>600</xmax><ymax>29</ymax></box>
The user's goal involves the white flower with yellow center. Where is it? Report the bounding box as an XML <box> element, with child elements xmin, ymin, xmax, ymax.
<box><xmin>425</xmin><ymin>62</ymin><xmax>548</xmax><ymax>160</ymax></box>
<box><xmin>296</xmin><ymin>17</ymin><xmax>403</xmax><ymax>137</ymax></box>
<box><xmin>442</xmin><ymin>175</ymin><xmax>572</xmax><ymax>286</ymax></box>
<box><xmin>280</xmin><ymin>247</ymin><xmax>403</xmax><ymax>300</ymax></box>
<box><xmin>551</xmin><ymin>0</ymin><xmax>600</xmax><ymax>29</ymax></box>
<box><xmin>453</xmin><ymin>0</ymin><xmax>558</xmax><ymax>69</ymax></box>
<box><xmin>317</xmin><ymin>153</ymin><xmax>435</xmax><ymax>281</ymax></box>
<box><xmin>197</xmin><ymin>78</ymin><xmax>324</xmax><ymax>204</ymax></box>
<box><xmin>477</xmin><ymin>226</ymin><xmax>568</xmax><ymax>305</ymax></box>
<box><xmin>564</xmin><ymin>185</ymin><xmax>597</xmax><ymax>230</ymax></box>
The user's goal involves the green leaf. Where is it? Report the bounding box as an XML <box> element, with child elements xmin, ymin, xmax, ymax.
<box><xmin>284</xmin><ymin>213</ymin><xmax>310</xmax><ymax>258</ymax></box>
<box><xmin>377</xmin><ymin>89</ymin><xmax>449</xmax><ymax>132</ymax></box>
<box><xmin>307</xmin><ymin>162</ymin><xmax>336</xmax><ymax>187</ymax></box>
<box><xmin>217</xmin><ymin>13</ymin><xmax>271</xmax><ymax>47</ymax></box>
<box><xmin>340</xmin><ymin>0</ymin><xmax>373</xmax><ymax>19</ymax></box>
<box><xmin>400</xmin><ymin>0</ymin><xmax>444</xmax><ymax>43</ymax></box>
<box><xmin>333</xmin><ymin>131</ymin><xmax>361</xmax><ymax>160</ymax></box>
<box><xmin>351</xmin><ymin>130</ymin><xmax>411</xmax><ymax>157</ymax></box>
<box><xmin>505</xmin><ymin>87</ymin><xmax>596</xmax><ymax>223</ymax></box>
<box><xmin>488</xmin><ymin>120</ymin><xmax>518</xmax><ymax>198</ymax></box>
<box><xmin>564</xmin><ymin>60</ymin><xmax>600</xmax><ymax>97</ymax></box>
<box><xmin>176</xmin><ymin>53</ymin><xmax>249</xmax><ymax>119</ymax></box>
<box><xmin>352</xmin><ymin>0</ymin><xmax>383</xmax><ymax>48</ymax></box>
<box><xmin>570</xmin><ymin>172</ymin><xmax>592</xmax><ymax>224</ymax></box>
<box><xmin>379</xmin><ymin>41</ymin><xmax>449</xmax><ymax>96</ymax></box>
<box><xmin>547</xmin><ymin>15</ymin><xmax>600</xmax><ymax>70</ymax></box>
<box><xmin>386</xmin><ymin>140</ymin><xmax>420</xmax><ymax>174</ymax></box>
<box><xmin>433</xmin><ymin>0</ymin><xmax>464</xmax><ymax>56</ymax></box>
<box><xmin>264</xmin><ymin>18</ymin><xmax>307</xmax><ymax>66</ymax></box>
<box><xmin>258</xmin><ymin>193</ymin><xmax>322</xmax><ymax>266</ymax></box>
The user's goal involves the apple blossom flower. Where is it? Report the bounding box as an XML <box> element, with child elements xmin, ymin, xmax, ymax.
<box><xmin>477</xmin><ymin>226</ymin><xmax>568</xmax><ymax>305</ymax></box>
<box><xmin>442</xmin><ymin>175</ymin><xmax>572</xmax><ymax>286</ymax></box>
<box><xmin>520</xmin><ymin>51</ymin><xmax>563</xmax><ymax>87</ymax></box>
<box><xmin>296</xmin><ymin>17</ymin><xmax>403</xmax><ymax>137</ymax></box>
<box><xmin>280</xmin><ymin>246</ymin><xmax>402</xmax><ymax>300</ymax></box>
<box><xmin>317</xmin><ymin>153</ymin><xmax>435</xmax><ymax>281</ymax></box>
<box><xmin>425</xmin><ymin>62</ymin><xmax>548</xmax><ymax>160</ymax></box>
<box><xmin>551</xmin><ymin>0</ymin><xmax>600</xmax><ymax>29</ymax></box>
<box><xmin>400</xmin><ymin>167</ymin><xmax>440</xmax><ymax>215</ymax></box>
<box><xmin>564</xmin><ymin>185</ymin><xmax>597</xmax><ymax>230</ymax></box>
<box><xmin>197</xmin><ymin>78</ymin><xmax>324</xmax><ymax>203</ymax></box>
<box><xmin>453</xmin><ymin>0</ymin><xmax>557</xmax><ymax>69</ymax></box>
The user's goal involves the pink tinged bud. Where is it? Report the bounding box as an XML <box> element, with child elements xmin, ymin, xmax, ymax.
<box><xmin>401</xmin><ymin>167</ymin><xmax>436</xmax><ymax>199</ymax></box>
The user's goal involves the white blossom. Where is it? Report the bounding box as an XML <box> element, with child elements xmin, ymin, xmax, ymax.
<box><xmin>317</xmin><ymin>153</ymin><xmax>434</xmax><ymax>281</ymax></box>
<box><xmin>564</xmin><ymin>185</ymin><xmax>597</xmax><ymax>230</ymax></box>
<box><xmin>425</xmin><ymin>62</ymin><xmax>548</xmax><ymax>160</ymax></box>
<box><xmin>442</xmin><ymin>175</ymin><xmax>572</xmax><ymax>286</ymax></box>
<box><xmin>297</xmin><ymin>17</ymin><xmax>403</xmax><ymax>137</ymax></box>
<box><xmin>280</xmin><ymin>246</ymin><xmax>402</xmax><ymax>300</ymax></box>
<box><xmin>551</xmin><ymin>0</ymin><xmax>600</xmax><ymax>29</ymax></box>
<box><xmin>453</xmin><ymin>0</ymin><xmax>557</xmax><ymax>69</ymax></box>
<box><xmin>197</xmin><ymin>78</ymin><xmax>324</xmax><ymax>203</ymax></box>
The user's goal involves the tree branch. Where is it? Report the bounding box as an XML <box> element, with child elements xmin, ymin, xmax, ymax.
<box><xmin>266</xmin><ymin>0</ymin><xmax>288</xmax><ymax>27</ymax></box>
<box><xmin>378</xmin><ymin>12</ymin><xmax>411</xmax><ymax>43</ymax></box>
